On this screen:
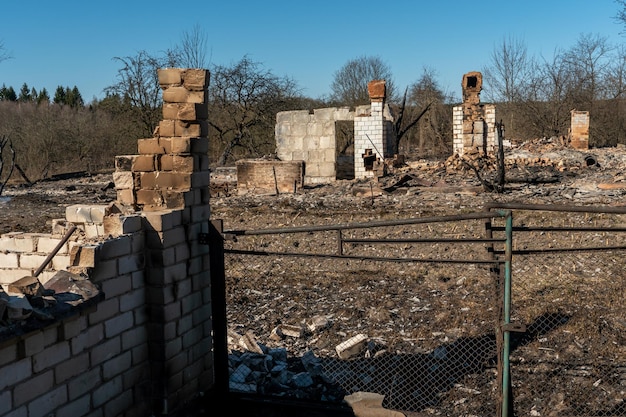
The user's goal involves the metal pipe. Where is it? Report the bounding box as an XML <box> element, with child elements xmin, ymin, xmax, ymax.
<box><xmin>34</xmin><ymin>225</ymin><xmax>77</xmax><ymax>277</ymax></box>
<box><xmin>501</xmin><ymin>212</ymin><xmax>513</xmax><ymax>417</ymax></box>
<box><xmin>224</xmin><ymin>248</ymin><xmax>506</xmax><ymax>265</ymax></box>
<box><xmin>226</xmin><ymin>211</ymin><xmax>509</xmax><ymax>236</ymax></box>
<box><xmin>484</xmin><ymin>202</ymin><xmax>626</xmax><ymax>214</ymax></box>
<box><xmin>342</xmin><ymin>237</ymin><xmax>506</xmax><ymax>244</ymax></box>
<box><xmin>489</xmin><ymin>225</ymin><xmax>626</xmax><ymax>233</ymax></box>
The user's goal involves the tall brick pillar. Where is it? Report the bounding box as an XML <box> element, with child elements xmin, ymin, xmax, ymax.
<box><xmin>113</xmin><ymin>68</ymin><xmax>213</xmax><ymax>414</ymax></box>
<box><xmin>453</xmin><ymin>71</ymin><xmax>498</xmax><ymax>156</ymax></box>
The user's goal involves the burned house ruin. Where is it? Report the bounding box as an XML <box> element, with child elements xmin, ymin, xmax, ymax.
<box><xmin>235</xmin><ymin>80</ymin><xmax>397</xmax><ymax>194</ymax></box>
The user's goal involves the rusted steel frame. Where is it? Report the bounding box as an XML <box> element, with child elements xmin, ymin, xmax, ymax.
<box><xmin>484</xmin><ymin>202</ymin><xmax>626</xmax><ymax>214</ymax></box>
<box><xmin>490</xmin><ymin>225</ymin><xmax>626</xmax><ymax>233</ymax></box>
<box><xmin>33</xmin><ymin>225</ymin><xmax>77</xmax><ymax>277</ymax></box>
<box><xmin>343</xmin><ymin>237</ymin><xmax>506</xmax><ymax>244</ymax></box>
<box><xmin>492</xmin><ymin>244</ymin><xmax>626</xmax><ymax>256</ymax></box>
<box><xmin>225</xmin><ymin>211</ymin><xmax>508</xmax><ymax>236</ymax></box>
<box><xmin>224</xmin><ymin>248</ymin><xmax>506</xmax><ymax>265</ymax></box>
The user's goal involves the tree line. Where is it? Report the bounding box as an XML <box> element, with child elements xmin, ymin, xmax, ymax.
<box><xmin>2</xmin><ymin>6</ymin><xmax>626</xmax><ymax>185</ymax></box>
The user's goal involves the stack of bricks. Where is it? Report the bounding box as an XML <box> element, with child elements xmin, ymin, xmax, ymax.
<box><xmin>113</xmin><ymin>68</ymin><xmax>210</xmax><ymax>212</ymax></box>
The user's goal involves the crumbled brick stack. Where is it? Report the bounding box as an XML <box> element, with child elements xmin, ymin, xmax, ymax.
<box><xmin>113</xmin><ymin>68</ymin><xmax>210</xmax><ymax>212</ymax></box>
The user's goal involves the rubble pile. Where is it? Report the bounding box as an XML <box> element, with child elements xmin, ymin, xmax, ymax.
<box><xmin>0</xmin><ymin>270</ymin><xmax>101</xmax><ymax>340</ymax></box>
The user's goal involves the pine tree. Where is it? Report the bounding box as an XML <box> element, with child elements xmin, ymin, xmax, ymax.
<box><xmin>18</xmin><ymin>83</ymin><xmax>31</xmax><ymax>102</ymax></box>
<box><xmin>53</xmin><ymin>85</ymin><xmax>66</xmax><ymax>104</ymax></box>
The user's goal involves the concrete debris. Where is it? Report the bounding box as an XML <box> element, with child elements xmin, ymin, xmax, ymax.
<box><xmin>344</xmin><ymin>391</ymin><xmax>406</xmax><ymax>417</ymax></box>
<box><xmin>336</xmin><ymin>333</ymin><xmax>368</xmax><ymax>360</ymax></box>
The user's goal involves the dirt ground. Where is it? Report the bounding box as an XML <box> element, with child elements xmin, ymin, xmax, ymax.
<box><xmin>1</xmin><ymin>139</ymin><xmax>625</xmax><ymax>415</ymax></box>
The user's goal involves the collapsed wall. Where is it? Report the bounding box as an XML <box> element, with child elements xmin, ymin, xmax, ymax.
<box><xmin>0</xmin><ymin>68</ymin><xmax>213</xmax><ymax>417</ymax></box>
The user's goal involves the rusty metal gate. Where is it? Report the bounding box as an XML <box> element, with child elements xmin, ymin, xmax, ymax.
<box><xmin>208</xmin><ymin>204</ymin><xmax>626</xmax><ymax>416</ymax></box>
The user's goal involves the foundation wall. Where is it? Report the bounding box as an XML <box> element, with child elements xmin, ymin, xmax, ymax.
<box><xmin>0</xmin><ymin>68</ymin><xmax>214</xmax><ymax>417</ymax></box>
<box><xmin>236</xmin><ymin>160</ymin><xmax>304</xmax><ymax>195</ymax></box>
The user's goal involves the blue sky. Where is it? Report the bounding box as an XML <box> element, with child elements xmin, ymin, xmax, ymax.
<box><xmin>1</xmin><ymin>0</ymin><xmax>625</xmax><ymax>103</ymax></box>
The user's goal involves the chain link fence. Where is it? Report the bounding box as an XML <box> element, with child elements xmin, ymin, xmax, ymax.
<box><xmin>220</xmin><ymin>206</ymin><xmax>626</xmax><ymax>416</ymax></box>
<box><xmin>223</xmin><ymin>213</ymin><xmax>506</xmax><ymax>416</ymax></box>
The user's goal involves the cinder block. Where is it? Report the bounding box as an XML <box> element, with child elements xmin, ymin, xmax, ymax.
<box><xmin>102</xmin><ymin>351</ymin><xmax>132</xmax><ymax>380</ymax></box>
<box><xmin>113</xmin><ymin>171</ymin><xmax>135</xmax><ymax>190</ymax></box>
<box><xmin>138</xmin><ymin>138</ymin><xmax>169</xmax><ymax>155</ymax></box>
<box><xmin>103</xmin><ymin>214</ymin><xmax>143</xmax><ymax>236</ymax></box>
<box><xmin>54</xmin><ymin>352</ymin><xmax>89</xmax><ymax>384</ymax></box>
<box><xmin>68</xmin><ymin>323</ymin><xmax>103</xmax><ymax>356</ymax></box>
<box><xmin>169</xmin><ymin>137</ymin><xmax>191</xmax><ymax>153</ymax></box>
<box><xmin>19</xmin><ymin>253</ymin><xmax>48</xmax><ymax>269</ymax></box>
<box><xmin>163</xmin><ymin>103</ymin><xmax>208</xmax><ymax>121</ymax></box>
<box><xmin>116</xmin><ymin>189</ymin><xmax>135</xmax><ymax>205</ymax></box>
<box><xmin>104</xmin><ymin>311</ymin><xmax>134</xmax><ymax>339</ymax></box>
<box><xmin>13</xmin><ymin>370</ymin><xmax>54</xmax><ymax>406</ymax></box>
<box><xmin>90</xmin><ymin>337</ymin><xmax>122</xmax><ymax>367</ymax></box>
<box><xmin>158</xmin><ymin>119</ymin><xmax>176</xmax><ymax>137</ymax></box>
<box><xmin>132</xmin><ymin>155</ymin><xmax>156</xmax><ymax>172</ymax></box>
<box><xmin>142</xmin><ymin>210</ymin><xmax>182</xmax><ymax>232</ymax></box>
<box><xmin>0</xmin><ymin>357</ymin><xmax>32</xmax><ymax>391</ymax></box>
<box><xmin>182</xmin><ymin>69</ymin><xmax>209</xmax><ymax>90</ymax></box>
<box><xmin>70</xmin><ymin>244</ymin><xmax>98</xmax><ymax>268</ymax></box>
<box><xmin>99</xmin><ymin>236</ymin><xmax>133</xmax><ymax>260</ymax></box>
<box><xmin>136</xmin><ymin>189</ymin><xmax>164</xmax><ymax>206</ymax></box>
<box><xmin>115</xmin><ymin>155</ymin><xmax>134</xmax><ymax>171</ymax></box>
<box><xmin>157</xmin><ymin>68</ymin><xmax>184</xmax><ymax>86</ymax></box>
<box><xmin>0</xmin><ymin>234</ymin><xmax>37</xmax><ymax>253</ymax></box>
<box><xmin>0</xmin><ymin>252</ymin><xmax>19</xmax><ymax>268</ymax></box>
<box><xmin>67</xmin><ymin>367</ymin><xmax>101</xmax><ymax>400</ymax></box>
<box><xmin>33</xmin><ymin>341</ymin><xmax>71</xmax><ymax>373</ymax></box>
<box><xmin>174</xmin><ymin>120</ymin><xmax>207</xmax><ymax>137</ymax></box>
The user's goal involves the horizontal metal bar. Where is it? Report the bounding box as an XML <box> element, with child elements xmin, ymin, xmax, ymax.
<box><xmin>224</xmin><ymin>248</ymin><xmax>505</xmax><ymax>264</ymax></box>
<box><xmin>225</xmin><ymin>210</ymin><xmax>510</xmax><ymax>236</ymax></box>
<box><xmin>484</xmin><ymin>202</ymin><xmax>626</xmax><ymax>214</ymax></box>
<box><xmin>343</xmin><ymin>238</ymin><xmax>506</xmax><ymax>244</ymax></box>
<box><xmin>492</xmin><ymin>244</ymin><xmax>626</xmax><ymax>255</ymax></box>
<box><xmin>489</xmin><ymin>226</ymin><xmax>626</xmax><ymax>233</ymax></box>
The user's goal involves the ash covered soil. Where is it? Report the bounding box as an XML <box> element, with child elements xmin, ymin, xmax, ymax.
<box><xmin>1</xmin><ymin>139</ymin><xmax>626</xmax><ymax>415</ymax></box>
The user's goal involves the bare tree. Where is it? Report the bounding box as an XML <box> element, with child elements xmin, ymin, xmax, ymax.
<box><xmin>526</xmin><ymin>49</ymin><xmax>576</xmax><ymax>138</ymax></box>
<box><xmin>330</xmin><ymin>56</ymin><xmax>397</xmax><ymax>106</ymax></box>
<box><xmin>482</xmin><ymin>36</ymin><xmax>533</xmax><ymax>103</ymax></box>
<box><xmin>0</xmin><ymin>40</ymin><xmax>10</xmax><ymax>64</ymax></box>
<box><xmin>105</xmin><ymin>50</ymin><xmax>174</xmax><ymax>136</ymax></box>
<box><xmin>0</xmin><ymin>135</ymin><xmax>15</xmax><ymax>196</ymax></box>
<box><xmin>398</xmin><ymin>68</ymin><xmax>453</xmax><ymax>157</ymax></box>
<box><xmin>177</xmin><ymin>24</ymin><xmax>210</xmax><ymax>69</ymax></box>
<box><xmin>208</xmin><ymin>56</ymin><xmax>302</xmax><ymax>166</ymax></box>
<box><xmin>562</xmin><ymin>33</ymin><xmax>612</xmax><ymax>110</ymax></box>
